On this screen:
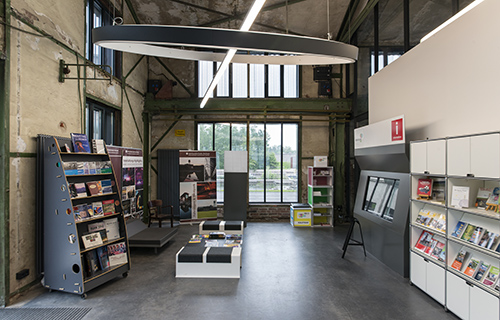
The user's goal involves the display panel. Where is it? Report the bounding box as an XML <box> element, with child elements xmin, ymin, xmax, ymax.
<box><xmin>363</xmin><ymin>176</ymin><xmax>400</xmax><ymax>222</ymax></box>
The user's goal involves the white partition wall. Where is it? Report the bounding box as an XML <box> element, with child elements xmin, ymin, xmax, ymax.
<box><xmin>368</xmin><ymin>0</ymin><xmax>500</xmax><ymax>141</ymax></box>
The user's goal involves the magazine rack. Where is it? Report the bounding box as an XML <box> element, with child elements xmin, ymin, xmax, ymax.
<box><xmin>40</xmin><ymin>135</ymin><xmax>130</xmax><ymax>298</ymax></box>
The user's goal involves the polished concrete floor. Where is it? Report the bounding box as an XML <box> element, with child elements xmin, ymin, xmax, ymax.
<box><xmin>10</xmin><ymin>222</ymin><xmax>458</xmax><ymax>320</ymax></box>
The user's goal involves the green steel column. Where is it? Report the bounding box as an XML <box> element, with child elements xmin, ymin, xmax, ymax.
<box><xmin>331</xmin><ymin>117</ymin><xmax>346</xmax><ymax>226</ymax></box>
<box><xmin>142</xmin><ymin>112</ymin><xmax>151</xmax><ymax>222</ymax></box>
<box><xmin>1</xmin><ymin>0</ymin><xmax>11</xmax><ymax>307</ymax></box>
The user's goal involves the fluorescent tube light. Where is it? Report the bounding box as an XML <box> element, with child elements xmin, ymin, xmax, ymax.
<box><xmin>420</xmin><ymin>0</ymin><xmax>484</xmax><ymax>43</ymax></box>
<box><xmin>200</xmin><ymin>0</ymin><xmax>266</xmax><ymax>108</ymax></box>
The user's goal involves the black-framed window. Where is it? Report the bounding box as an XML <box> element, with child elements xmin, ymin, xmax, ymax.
<box><xmin>370</xmin><ymin>48</ymin><xmax>403</xmax><ymax>75</ymax></box>
<box><xmin>197</xmin><ymin>122</ymin><xmax>298</xmax><ymax>203</ymax></box>
<box><xmin>198</xmin><ymin>59</ymin><xmax>299</xmax><ymax>98</ymax></box>
<box><xmin>86</xmin><ymin>0</ymin><xmax>122</xmax><ymax>78</ymax></box>
<box><xmin>85</xmin><ymin>98</ymin><xmax>121</xmax><ymax>146</ymax></box>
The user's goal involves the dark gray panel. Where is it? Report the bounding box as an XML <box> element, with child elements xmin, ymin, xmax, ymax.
<box><xmin>355</xmin><ymin>144</ymin><xmax>409</xmax><ymax>173</ymax></box>
<box><xmin>224</xmin><ymin>173</ymin><xmax>248</xmax><ymax>222</ymax></box>
<box><xmin>157</xmin><ymin>149</ymin><xmax>180</xmax><ymax>218</ymax></box>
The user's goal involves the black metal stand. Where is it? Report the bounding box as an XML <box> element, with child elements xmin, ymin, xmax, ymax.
<box><xmin>342</xmin><ymin>217</ymin><xmax>366</xmax><ymax>258</ymax></box>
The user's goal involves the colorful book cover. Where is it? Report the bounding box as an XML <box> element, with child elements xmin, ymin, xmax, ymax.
<box><xmin>88</xmin><ymin>161</ymin><xmax>97</xmax><ymax>174</ymax></box>
<box><xmin>476</xmin><ymin>187</ymin><xmax>493</xmax><ymax>209</ymax></box>
<box><xmin>451</xmin><ymin>186</ymin><xmax>470</xmax><ymax>208</ymax></box>
<box><xmin>460</xmin><ymin>224</ymin><xmax>476</xmax><ymax>242</ymax></box>
<box><xmin>415</xmin><ymin>209</ymin><xmax>429</xmax><ymax>225</ymax></box>
<box><xmin>478</xmin><ymin>231</ymin><xmax>499</xmax><ymax>249</ymax></box>
<box><xmin>430</xmin><ymin>240</ymin><xmax>445</xmax><ymax>261</ymax></box>
<box><xmin>469</xmin><ymin>226</ymin><xmax>484</xmax><ymax>245</ymax></box>
<box><xmin>85</xmin><ymin>204</ymin><xmax>94</xmax><ymax>218</ymax></box>
<box><xmin>71</xmin><ymin>133</ymin><xmax>91</xmax><ymax>153</ymax></box>
<box><xmin>474</xmin><ymin>262</ymin><xmax>490</xmax><ymax>281</ymax></box>
<box><xmin>451</xmin><ymin>221</ymin><xmax>468</xmax><ymax>238</ymax></box>
<box><xmin>424</xmin><ymin>237</ymin><xmax>438</xmax><ymax>255</ymax></box>
<box><xmin>98</xmin><ymin>161</ymin><xmax>113</xmax><ymax>174</ymax></box>
<box><xmin>92</xmin><ymin>201</ymin><xmax>104</xmax><ymax>217</ymax></box>
<box><xmin>86</xmin><ymin>181</ymin><xmax>99</xmax><ymax>196</ymax></box>
<box><xmin>434</xmin><ymin>214</ymin><xmax>446</xmax><ymax>232</ymax></box>
<box><xmin>102</xmin><ymin>199</ymin><xmax>115</xmax><ymax>215</ymax></box>
<box><xmin>486</xmin><ymin>187</ymin><xmax>500</xmax><ymax>207</ymax></box>
<box><xmin>96</xmin><ymin>246</ymin><xmax>110</xmax><ymax>271</ymax></box>
<box><xmin>63</xmin><ymin>161</ymin><xmax>79</xmax><ymax>176</ymax></box>
<box><xmin>81</xmin><ymin>232</ymin><xmax>103</xmax><ymax>249</ymax></box>
<box><xmin>437</xmin><ymin>244</ymin><xmax>446</xmax><ymax>262</ymax></box>
<box><xmin>101</xmin><ymin>179</ymin><xmax>113</xmax><ymax>194</ymax></box>
<box><xmin>463</xmin><ymin>258</ymin><xmax>481</xmax><ymax>277</ymax></box>
<box><xmin>68</xmin><ymin>183</ymin><xmax>78</xmax><ymax>198</ymax></box>
<box><xmin>88</xmin><ymin>221</ymin><xmax>107</xmax><ymax>242</ymax></box>
<box><xmin>74</xmin><ymin>182</ymin><xmax>87</xmax><ymax>197</ymax></box>
<box><xmin>417</xmin><ymin>178</ymin><xmax>433</xmax><ymax>198</ymax></box>
<box><xmin>431</xmin><ymin>179</ymin><xmax>446</xmax><ymax>203</ymax></box>
<box><xmin>451</xmin><ymin>249</ymin><xmax>468</xmax><ymax>271</ymax></box>
<box><xmin>104</xmin><ymin>218</ymin><xmax>120</xmax><ymax>240</ymax></box>
<box><xmin>415</xmin><ymin>231</ymin><xmax>433</xmax><ymax>252</ymax></box>
<box><xmin>107</xmin><ymin>242</ymin><xmax>127</xmax><ymax>267</ymax></box>
<box><xmin>482</xmin><ymin>266</ymin><xmax>500</xmax><ymax>287</ymax></box>
<box><xmin>73</xmin><ymin>205</ymin><xmax>82</xmax><ymax>221</ymax></box>
<box><xmin>76</xmin><ymin>162</ymin><xmax>89</xmax><ymax>175</ymax></box>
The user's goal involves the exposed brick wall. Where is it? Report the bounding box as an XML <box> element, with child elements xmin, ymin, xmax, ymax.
<box><xmin>217</xmin><ymin>205</ymin><xmax>290</xmax><ymax>222</ymax></box>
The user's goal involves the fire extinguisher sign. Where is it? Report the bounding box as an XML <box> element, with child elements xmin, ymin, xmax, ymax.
<box><xmin>391</xmin><ymin>118</ymin><xmax>403</xmax><ymax>141</ymax></box>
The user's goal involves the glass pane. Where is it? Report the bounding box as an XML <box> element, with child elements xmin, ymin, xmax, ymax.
<box><xmin>86</xmin><ymin>1</ymin><xmax>90</xmax><ymax>60</ymax></box>
<box><xmin>249</xmin><ymin>124</ymin><xmax>265</xmax><ymax>202</ymax></box>
<box><xmin>231</xmin><ymin>123</ymin><xmax>247</xmax><ymax>151</ymax></box>
<box><xmin>214</xmin><ymin>123</ymin><xmax>230</xmax><ymax>201</ymax></box>
<box><xmin>197</xmin><ymin>123</ymin><xmax>214</xmax><ymax>151</ymax></box>
<box><xmin>387</xmin><ymin>54</ymin><xmax>401</xmax><ymax>65</ymax></box>
<box><xmin>266</xmin><ymin>124</ymin><xmax>282</xmax><ymax>202</ymax></box>
<box><xmin>216</xmin><ymin>62</ymin><xmax>229</xmax><ymax>97</ymax></box>
<box><xmin>85</xmin><ymin>103</ymin><xmax>90</xmax><ymax>138</ymax></box>
<box><xmin>232</xmin><ymin>63</ymin><xmax>248</xmax><ymax>98</ymax></box>
<box><xmin>283</xmin><ymin>124</ymin><xmax>298</xmax><ymax>202</ymax></box>
<box><xmin>249</xmin><ymin>64</ymin><xmax>265</xmax><ymax>98</ymax></box>
<box><xmin>364</xmin><ymin>177</ymin><xmax>378</xmax><ymax>210</ymax></box>
<box><xmin>367</xmin><ymin>177</ymin><xmax>395</xmax><ymax>217</ymax></box>
<box><xmin>104</xmin><ymin>110</ymin><xmax>114</xmax><ymax>145</ymax></box>
<box><xmin>93</xmin><ymin>109</ymin><xmax>102</xmax><ymax>140</ymax></box>
<box><xmin>284</xmin><ymin>65</ymin><xmax>298</xmax><ymax>98</ymax></box>
<box><xmin>382</xmin><ymin>180</ymin><xmax>399</xmax><ymax>222</ymax></box>
<box><xmin>92</xmin><ymin>4</ymin><xmax>103</xmax><ymax>65</ymax></box>
<box><xmin>268</xmin><ymin>64</ymin><xmax>281</xmax><ymax>97</ymax></box>
<box><xmin>198</xmin><ymin>61</ymin><xmax>214</xmax><ymax>98</ymax></box>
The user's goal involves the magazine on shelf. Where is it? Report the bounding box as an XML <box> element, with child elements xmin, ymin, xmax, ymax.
<box><xmin>460</xmin><ymin>224</ymin><xmax>476</xmax><ymax>242</ymax></box>
<box><xmin>92</xmin><ymin>139</ymin><xmax>106</xmax><ymax>154</ymax></box>
<box><xmin>63</xmin><ymin>162</ymin><xmax>78</xmax><ymax>176</ymax></box>
<box><xmin>74</xmin><ymin>182</ymin><xmax>87</xmax><ymax>197</ymax></box>
<box><xmin>76</xmin><ymin>162</ymin><xmax>89</xmax><ymax>175</ymax></box>
<box><xmin>85</xmin><ymin>250</ymin><xmax>100</xmax><ymax>277</ymax></box>
<box><xmin>424</xmin><ymin>236</ymin><xmax>439</xmax><ymax>255</ymax></box>
<box><xmin>474</xmin><ymin>261</ymin><xmax>490</xmax><ymax>281</ymax></box>
<box><xmin>476</xmin><ymin>187</ymin><xmax>493</xmax><ymax>209</ymax></box>
<box><xmin>92</xmin><ymin>201</ymin><xmax>104</xmax><ymax>218</ymax></box>
<box><xmin>451</xmin><ymin>221</ymin><xmax>468</xmax><ymax>238</ymax></box>
<box><xmin>417</xmin><ymin>178</ymin><xmax>433</xmax><ymax>198</ymax></box>
<box><xmin>88</xmin><ymin>221</ymin><xmax>107</xmax><ymax>242</ymax></box>
<box><xmin>485</xmin><ymin>187</ymin><xmax>500</xmax><ymax>208</ymax></box>
<box><xmin>88</xmin><ymin>162</ymin><xmax>97</xmax><ymax>175</ymax></box>
<box><xmin>105</xmin><ymin>218</ymin><xmax>120</xmax><ymax>240</ymax></box>
<box><xmin>107</xmin><ymin>242</ymin><xmax>127</xmax><ymax>267</ymax></box>
<box><xmin>102</xmin><ymin>199</ymin><xmax>115</xmax><ymax>215</ymax></box>
<box><xmin>482</xmin><ymin>266</ymin><xmax>500</xmax><ymax>287</ymax></box>
<box><xmin>101</xmin><ymin>179</ymin><xmax>113</xmax><ymax>194</ymax></box>
<box><xmin>451</xmin><ymin>249</ymin><xmax>468</xmax><ymax>271</ymax></box>
<box><xmin>415</xmin><ymin>231</ymin><xmax>434</xmax><ymax>252</ymax></box>
<box><xmin>451</xmin><ymin>186</ymin><xmax>470</xmax><ymax>208</ymax></box>
<box><xmin>96</xmin><ymin>246</ymin><xmax>110</xmax><ymax>271</ymax></box>
<box><xmin>430</xmin><ymin>240</ymin><xmax>445</xmax><ymax>262</ymax></box>
<box><xmin>431</xmin><ymin>179</ymin><xmax>446</xmax><ymax>203</ymax></box>
<box><xmin>469</xmin><ymin>226</ymin><xmax>485</xmax><ymax>245</ymax></box>
<box><xmin>71</xmin><ymin>133</ymin><xmax>91</xmax><ymax>153</ymax></box>
<box><xmin>463</xmin><ymin>257</ymin><xmax>482</xmax><ymax>277</ymax></box>
<box><xmin>415</xmin><ymin>209</ymin><xmax>430</xmax><ymax>225</ymax></box>
<box><xmin>86</xmin><ymin>181</ymin><xmax>100</xmax><ymax>196</ymax></box>
<box><xmin>478</xmin><ymin>231</ymin><xmax>500</xmax><ymax>250</ymax></box>
<box><xmin>68</xmin><ymin>183</ymin><xmax>78</xmax><ymax>198</ymax></box>
<box><xmin>81</xmin><ymin>232</ymin><xmax>103</xmax><ymax>249</ymax></box>
<box><xmin>97</xmin><ymin>161</ymin><xmax>113</xmax><ymax>174</ymax></box>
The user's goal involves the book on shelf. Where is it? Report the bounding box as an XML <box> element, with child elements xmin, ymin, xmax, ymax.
<box><xmin>74</xmin><ymin>182</ymin><xmax>87</xmax><ymax>198</ymax></box>
<box><xmin>476</xmin><ymin>187</ymin><xmax>493</xmax><ymax>209</ymax></box>
<box><xmin>105</xmin><ymin>218</ymin><xmax>120</xmax><ymax>240</ymax></box>
<box><xmin>88</xmin><ymin>162</ymin><xmax>97</xmax><ymax>175</ymax></box>
<box><xmin>423</xmin><ymin>236</ymin><xmax>439</xmax><ymax>255</ymax></box>
<box><xmin>97</xmin><ymin>161</ymin><xmax>113</xmax><ymax>174</ymax></box>
<box><xmin>474</xmin><ymin>261</ymin><xmax>490</xmax><ymax>281</ymax></box>
<box><xmin>451</xmin><ymin>221</ymin><xmax>468</xmax><ymax>238</ymax></box>
<box><xmin>88</xmin><ymin>221</ymin><xmax>107</xmax><ymax>242</ymax></box>
<box><xmin>101</xmin><ymin>179</ymin><xmax>113</xmax><ymax>194</ymax></box>
<box><xmin>477</xmin><ymin>231</ymin><xmax>500</xmax><ymax>250</ymax></box>
<box><xmin>485</xmin><ymin>187</ymin><xmax>500</xmax><ymax>209</ymax></box>
<box><xmin>102</xmin><ymin>199</ymin><xmax>115</xmax><ymax>215</ymax></box>
<box><xmin>81</xmin><ymin>232</ymin><xmax>103</xmax><ymax>249</ymax></box>
<box><xmin>107</xmin><ymin>242</ymin><xmax>127</xmax><ymax>267</ymax></box>
<box><xmin>76</xmin><ymin>162</ymin><xmax>89</xmax><ymax>175</ymax></box>
<box><xmin>73</xmin><ymin>205</ymin><xmax>83</xmax><ymax>221</ymax></box>
<box><xmin>433</xmin><ymin>214</ymin><xmax>446</xmax><ymax>232</ymax></box>
<box><xmin>451</xmin><ymin>249</ymin><xmax>469</xmax><ymax>271</ymax></box>
<box><xmin>60</xmin><ymin>143</ymin><xmax>72</xmax><ymax>153</ymax></box>
<box><xmin>63</xmin><ymin>161</ymin><xmax>79</xmax><ymax>176</ymax></box>
<box><xmin>68</xmin><ymin>183</ymin><xmax>78</xmax><ymax>198</ymax></box>
<box><xmin>430</xmin><ymin>240</ymin><xmax>446</xmax><ymax>262</ymax></box>
<box><xmin>451</xmin><ymin>186</ymin><xmax>470</xmax><ymax>208</ymax></box>
<box><xmin>71</xmin><ymin>133</ymin><xmax>91</xmax><ymax>153</ymax></box>
<box><xmin>469</xmin><ymin>226</ymin><xmax>485</xmax><ymax>245</ymax></box>
<box><xmin>84</xmin><ymin>250</ymin><xmax>100</xmax><ymax>278</ymax></box>
<box><xmin>431</xmin><ymin>179</ymin><xmax>446</xmax><ymax>203</ymax></box>
<box><xmin>482</xmin><ymin>266</ymin><xmax>500</xmax><ymax>287</ymax></box>
<box><xmin>417</xmin><ymin>178</ymin><xmax>433</xmax><ymax>198</ymax></box>
<box><xmin>96</xmin><ymin>246</ymin><xmax>110</xmax><ymax>271</ymax></box>
<box><xmin>415</xmin><ymin>230</ymin><xmax>434</xmax><ymax>252</ymax></box>
<box><xmin>460</xmin><ymin>224</ymin><xmax>477</xmax><ymax>242</ymax></box>
<box><xmin>86</xmin><ymin>181</ymin><xmax>100</xmax><ymax>196</ymax></box>
<box><xmin>463</xmin><ymin>257</ymin><xmax>482</xmax><ymax>277</ymax></box>
<box><xmin>92</xmin><ymin>201</ymin><xmax>104</xmax><ymax>218</ymax></box>
<box><xmin>92</xmin><ymin>139</ymin><xmax>106</xmax><ymax>154</ymax></box>
<box><xmin>415</xmin><ymin>209</ymin><xmax>429</xmax><ymax>225</ymax></box>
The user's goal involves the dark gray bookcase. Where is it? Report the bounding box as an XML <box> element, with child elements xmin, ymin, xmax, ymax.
<box><xmin>40</xmin><ymin>135</ymin><xmax>130</xmax><ymax>298</ymax></box>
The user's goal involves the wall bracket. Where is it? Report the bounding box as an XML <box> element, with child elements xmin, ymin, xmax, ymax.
<box><xmin>58</xmin><ymin>59</ymin><xmax>113</xmax><ymax>84</ymax></box>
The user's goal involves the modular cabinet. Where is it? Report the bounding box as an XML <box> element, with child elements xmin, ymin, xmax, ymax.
<box><xmin>447</xmin><ymin>272</ymin><xmax>500</xmax><ymax>320</ymax></box>
<box><xmin>307</xmin><ymin>166</ymin><xmax>333</xmax><ymax>227</ymax></box>
<box><xmin>42</xmin><ymin>136</ymin><xmax>130</xmax><ymax>298</ymax></box>
<box><xmin>447</xmin><ymin>133</ymin><xmax>500</xmax><ymax>178</ymax></box>
<box><xmin>410</xmin><ymin>139</ymin><xmax>446</xmax><ymax>175</ymax></box>
<box><xmin>410</xmin><ymin>252</ymin><xmax>445</xmax><ymax>305</ymax></box>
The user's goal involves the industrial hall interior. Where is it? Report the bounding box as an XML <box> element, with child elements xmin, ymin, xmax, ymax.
<box><xmin>1</xmin><ymin>0</ymin><xmax>499</xmax><ymax>319</ymax></box>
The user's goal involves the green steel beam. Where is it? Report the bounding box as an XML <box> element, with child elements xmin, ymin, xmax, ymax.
<box><xmin>1</xmin><ymin>0</ymin><xmax>10</xmax><ymax>307</ymax></box>
<box><xmin>339</xmin><ymin>0</ymin><xmax>380</xmax><ymax>43</ymax></box>
<box><xmin>153</xmin><ymin>57</ymin><xmax>194</xmax><ymax>98</ymax></box>
<box><xmin>336</xmin><ymin>0</ymin><xmax>362</xmax><ymax>42</ymax></box>
<box><xmin>123</xmin><ymin>88</ymin><xmax>143</xmax><ymax>143</ymax></box>
<box><xmin>150</xmin><ymin>115</ymin><xmax>183</xmax><ymax>152</ymax></box>
<box><xmin>124</xmin><ymin>55</ymin><xmax>145</xmax><ymax>80</ymax></box>
<box><xmin>124</xmin><ymin>0</ymin><xmax>141</xmax><ymax>24</ymax></box>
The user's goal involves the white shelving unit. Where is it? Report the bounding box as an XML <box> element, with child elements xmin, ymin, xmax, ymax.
<box><xmin>307</xmin><ymin>166</ymin><xmax>334</xmax><ymax>227</ymax></box>
<box><xmin>410</xmin><ymin>134</ymin><xmax>500</xmax><ymax>320</ymax></box>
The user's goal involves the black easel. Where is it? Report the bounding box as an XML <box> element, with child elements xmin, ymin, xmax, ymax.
<box><xmin>342</xmin><ymin>217</ymin><xmax>366</xmax><ymax>258</ymax></box>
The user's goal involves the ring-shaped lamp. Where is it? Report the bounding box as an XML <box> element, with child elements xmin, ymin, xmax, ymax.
<box><xmin>93</xmin><ymin>25</ymin><xmax>358</xmax><ymax>65</ymax></box>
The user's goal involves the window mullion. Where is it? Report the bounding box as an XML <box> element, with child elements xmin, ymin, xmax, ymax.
<box><xmin>280</xmin><ymin>123</ymin><xmax>283</xmax><ymax>202</ymax></box>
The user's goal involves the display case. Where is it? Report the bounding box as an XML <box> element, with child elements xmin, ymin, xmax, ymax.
<box><xmin>307</xmin><ymin>166</ymin><xmax>333</xmax><ymax>227</ymax></box>
<box><xmin>40</xmin><ymin>135</ymin><xmax>130</xmax><ymax>298</ymax></box>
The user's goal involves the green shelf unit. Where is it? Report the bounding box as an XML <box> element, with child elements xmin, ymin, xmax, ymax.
<box><xmin>307</xmin><ymin>166</ymin><xmax>334</xmax><ymax>227</ymax></box>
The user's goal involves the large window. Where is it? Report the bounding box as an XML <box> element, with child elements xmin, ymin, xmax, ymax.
<box><xmin>370</xmin><ymin>49</ymin><xmax>403</xmax><ymax>75</ymax></box>
<box><xmin>86</xmin><ymin>0</ymin><xmax>121</xmax><ymax>78</ymax></box>
<box><xmin>198</xmin><ymin>60</ymin><xmax>299</xmax><ymax>98</ymax></box>
<box><xmin>198</xmin><ymin>122</ymin><xmax>298</xmax><ymax>203</ymax></box>
<box><xmin>85</xmin><ymin>98</ymin><xmax>121</xmax><ymax>146</ymax></box>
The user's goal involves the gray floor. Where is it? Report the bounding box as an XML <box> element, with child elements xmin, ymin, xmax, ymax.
<box><xmin>9</xmin><ymin>222</ymin><xmax>458</xmax><ymax>320</ymax></box>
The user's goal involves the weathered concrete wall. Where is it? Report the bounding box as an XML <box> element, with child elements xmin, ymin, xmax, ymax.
<box><xmin>7</xmin><ymin>0</ymin><xmax>146</xmax><ymax>298</ymax></box>
<box><xmin>149</xmin><ymin>57</ymin><xmax>195</xmax><ymax>99</ymax></box>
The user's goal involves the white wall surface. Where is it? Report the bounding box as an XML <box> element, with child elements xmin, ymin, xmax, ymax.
<box><xmin>368</xmin><ymin>0</ymin><xmax>500</xmax><ymax>142</ymax></box>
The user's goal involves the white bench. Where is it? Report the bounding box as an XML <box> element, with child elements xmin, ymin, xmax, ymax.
<box><xmin>198</xmin><ymin>220</ymin><xmax>244</xmax><ymax>235</ymax></box>
<box><xmin>175</xmin><ymin>245</ymin><xmax>241</xmax><ymax>278</ymax></box>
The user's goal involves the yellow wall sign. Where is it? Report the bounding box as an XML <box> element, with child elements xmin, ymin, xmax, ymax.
<box><xmin>175</xmin><ymin>130</ymin><xmax>185</xmax><ymax>137</ymax></box>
